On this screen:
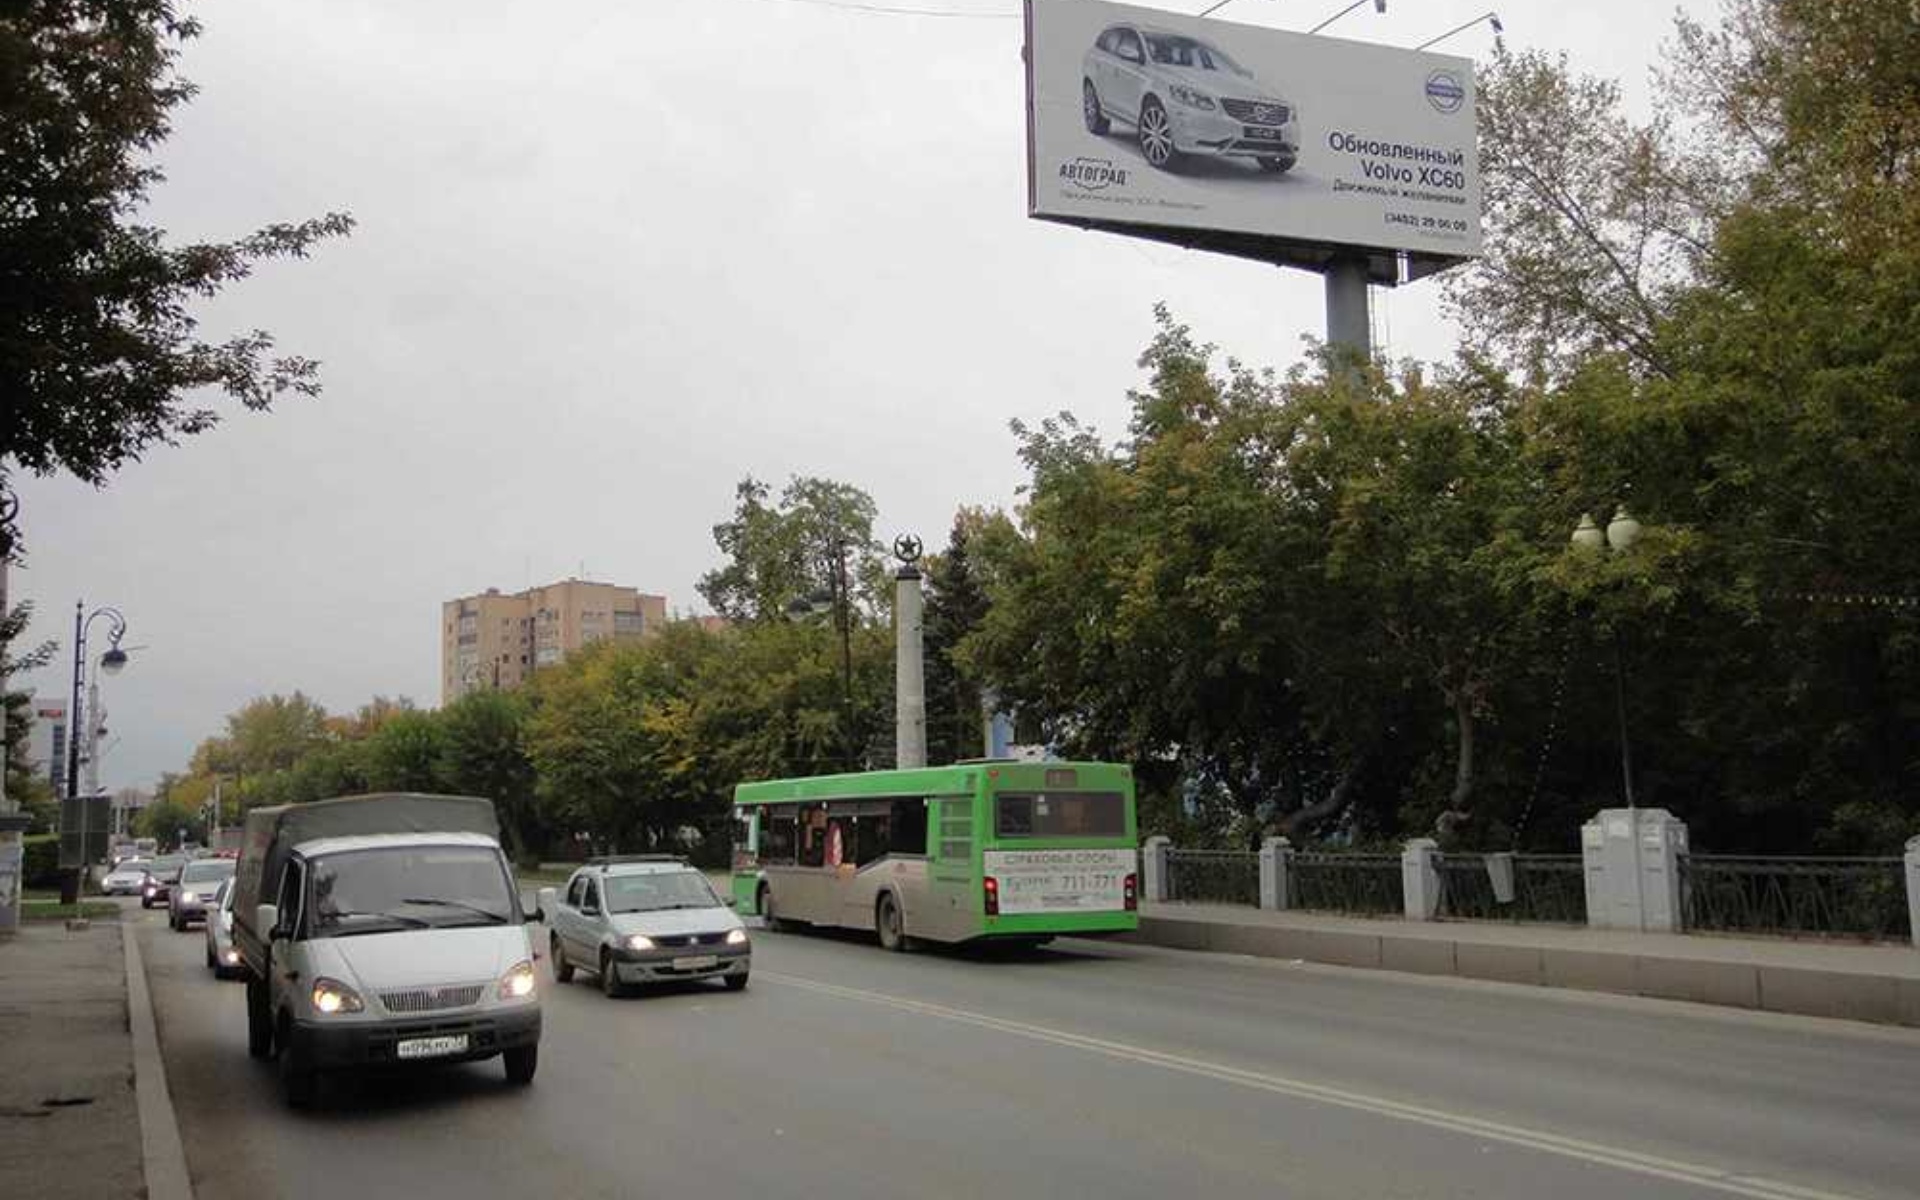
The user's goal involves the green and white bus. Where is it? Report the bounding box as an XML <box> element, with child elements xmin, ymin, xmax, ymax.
<box><xmin>731</xmin><ymin>761</ymin><xmax>1139</xmax><ymax>949</ymax></box>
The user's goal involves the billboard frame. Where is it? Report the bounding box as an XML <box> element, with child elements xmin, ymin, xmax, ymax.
<box><xmin>1022</xmin><ymin>0</ymin><xmax>1474</xmax><ymax>288</ymax></box>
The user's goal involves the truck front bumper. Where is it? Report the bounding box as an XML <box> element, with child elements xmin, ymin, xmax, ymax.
<box><xmin>291</xmin><ymin>1006</ymin><xmax>541</xmax><ymax>1071</ymax></box>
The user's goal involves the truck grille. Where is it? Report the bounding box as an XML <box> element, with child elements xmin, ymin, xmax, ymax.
<box><xmin>1221</xmin><ymin>98</ymin><xmax>1289</xmax><ymax>125</ymax></box>
<box><xmin>379</xmin><ymin>984</ymin><xmax>486</xmax><ymax>1014</ymax></box>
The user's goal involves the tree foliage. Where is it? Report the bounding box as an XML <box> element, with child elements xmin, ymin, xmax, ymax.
<box><xmin>0</xmin><ymin>0</ymin><xmax>352</xmax><ymax>557</ymax></box>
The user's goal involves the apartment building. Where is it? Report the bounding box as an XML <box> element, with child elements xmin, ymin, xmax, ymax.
<box><xmin>442</xmin><ymin>579</ymin><xmax>668</xmax><ymax>704</ymax></box>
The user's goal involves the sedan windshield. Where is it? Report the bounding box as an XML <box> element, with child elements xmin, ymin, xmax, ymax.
<box><xmin>150</xmin><ymin>857</ymin><xmax>186</xmax><ymax>878</ymax></box>
<box><xmin>308</xmin><ymin>845</ymin><xmax>514</xmax><ymax>936</ymax></box>
<box><xmin>181</xmin><ymin>860</ymin><xmax>235</xmax><ymax>886</ymax></box>
<box><xmin>605</xmin><ymin>871</ymin><xmax>719</xmax><ymax>914</ymax></box>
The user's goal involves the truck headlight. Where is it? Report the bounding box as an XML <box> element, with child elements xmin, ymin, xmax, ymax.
<box><xmin>725</xmin><ymin>928</ymin><xmax>749</xmax><ymax>946</ymax></box>
<box><xmin>311</xmin><ymin>978</ymin><xmax>364</xmax><ymax>1015</ymax></box>
<box><xmin>498</xmin><ymin>960</ymin><xmax>537</xmax><ymax>1000</ymax></box>
<box><xmin>625</xmin><ymin>934</ymin><xmax>655</xmax><ymax>951</ymax></box>
<box><xmin>1168</xmin><ymin>85</ymin><xmax>1216</xmax><ymax>111</ymax></box>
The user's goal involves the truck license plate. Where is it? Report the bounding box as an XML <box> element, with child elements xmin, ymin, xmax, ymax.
<box><xmin>673</xmin><ymin>955</ymin><xmax>718</xmax><ymax>971</ymax></box>
<box><xmin>396</xmin><ymin>1034</ymin><xmax>468</xmax><ymax>1060</ymax></box>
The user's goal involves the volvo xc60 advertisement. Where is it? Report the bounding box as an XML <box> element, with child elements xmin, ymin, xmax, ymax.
<box><xmin>1025</xmin><ymin>0</ymin><xmax>1482</xmax><ymax>262</ymax></box>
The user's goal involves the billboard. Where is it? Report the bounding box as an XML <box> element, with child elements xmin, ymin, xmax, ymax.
<box><xmin>1024</xmin><ymin>0</ymin><xmax>1481</xmax><ymax>281</ymax></box>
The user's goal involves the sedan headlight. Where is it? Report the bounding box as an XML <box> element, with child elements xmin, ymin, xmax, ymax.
<box><xmin>310</xmin><ymin>978</ymin><xmax>364</xmax><ymax>1015</ymax></box>
<box><xmin>497</xmin><ymin>960</ymin><xmax>537</xmax><ymax>1000</ymax></box>
<box><xmin>1168</xmin><ymin>84</ymin><xmax>1216</xmax><ymax>111</ymax></box>
<box><xmin>221</xmin><ymin>949</ymin><xmax>241</xmax><ymax>965</ymax></box>
<box><xmin>725</xmin><ymin>928</ymin><xmax>749</xmax><ymax>946</ymax></box>
<box><xmin>178</xmin><ymin>890</ymin><xmax>199</xmax><ymax>904</ymax></box>
<box><xmin>625</xmin><ymin>934</ymin><xmax>655</xmax><ymax>951</ymax></box>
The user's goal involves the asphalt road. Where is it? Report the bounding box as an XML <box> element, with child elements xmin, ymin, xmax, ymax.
<box><xmin>128</xmin><ymin>899</ymin><xmax>1920</xmax><ymax>1200</ymax></box>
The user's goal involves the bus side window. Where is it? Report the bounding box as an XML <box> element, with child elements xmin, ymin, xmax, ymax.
<box><xmin>762</xmin><ymin>811</ymin><xmax>798</xmax><ymax>865</ymax></box>
<box><xmin>799</xmin><ymin>808</ymin><xmax>829</xmax><ymax>868</ymax></box>
<box><xmin>889</xmin><ymin>799</ymin><xmax>928</xmax><ymax>856</ymax></box>
<box><xmin>853</xmin><ymin>811</ymin><xmax>891</xmax><ymax>865</ymax></box>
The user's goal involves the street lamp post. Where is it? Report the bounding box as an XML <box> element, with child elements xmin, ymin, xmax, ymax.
<box><xmin>1570</xmin><ymin>508</ymin><xmax>1643</xmax><ymax>810</ymax></box>
<box><xmin>61</xmin><ymin>603</ymin><xmax>128</xmax><ymax>904</ymax></box>
<box><xmin>787</xmin><ymin>541</ymin><xmax>859</xmax><ymax>771</ymax></box>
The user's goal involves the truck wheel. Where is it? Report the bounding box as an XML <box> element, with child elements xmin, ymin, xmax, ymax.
<box><xmin>278</xmin><ymin>1015</ymin><xmax>316</xmax><ymax>1109</ymax></box>
<box><xmin>503</xmin><ymin>1045</ymin><xmax>538</xmax><ymax>1086</ymax></box>
<box><xmin>599</xmin><ymin>950</ymin><xmax>626</xmax><ymax>999</ymax></box>
<box><xmin>760</xmin><ymin>885</ymin><xmax>783</xmax><ymax>932</ymax></box>
<box><xmin>550</xmin><ymin>934</ymin><xmax>574</xmax><ymax>983</ymax></box>
<box><xmin>246</xmin><ymin>977</ymin><xmax>273</xmax><ymax>1059</ymax></box>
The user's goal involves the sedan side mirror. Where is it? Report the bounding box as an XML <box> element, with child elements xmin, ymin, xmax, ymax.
<box><xmin>721</xmin><ymin>896</ymin><xmax>738</xmax><ymax>909</ymax></box>
<box><xmin>537</xmin><ymin>887</ymin><xmax>557</xmax><ymax>917</ymax></box>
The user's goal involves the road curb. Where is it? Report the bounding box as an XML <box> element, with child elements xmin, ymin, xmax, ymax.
<box><xmin>124</xmin><ymin>920</ymin><xmax>195</xmax><ymax>1200</ymax></box>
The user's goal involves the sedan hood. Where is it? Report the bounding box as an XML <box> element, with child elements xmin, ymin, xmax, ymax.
<box><xmin>608</xmin><ymin>906</ymin><xmax>743</xmax><ymax>939</ymax></box>
<box><xmin>1161</xmin><ymin>65</ymin><xmax>1285</xmax><ymax>105</ymax></box>
<box><xmin>313</xmin><ymin>925</ymin><xmax>530</xmax><ymax>991</ymax></box>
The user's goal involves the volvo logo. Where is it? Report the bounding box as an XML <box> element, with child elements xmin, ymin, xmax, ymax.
<box><xmin>1425</xmin><ymin>70</ymin><xmax>1465</xmax><ymax>114</ymax></box>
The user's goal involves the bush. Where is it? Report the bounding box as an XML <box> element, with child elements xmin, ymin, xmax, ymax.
<box><xmin>21</xmin><ymin>835</ymin><xmax>63</xmax><ymax>889</ymax></box>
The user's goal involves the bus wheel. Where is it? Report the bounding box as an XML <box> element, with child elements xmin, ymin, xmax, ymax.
<box><xmin>760</xmin><ymin>885</ymin><xmax>783</xmax><ymax>933</ymax></box>
<box><xmin>877</xmin><ymin>893</ymin><xmax>910</xmax><ymax>953</ymax></box>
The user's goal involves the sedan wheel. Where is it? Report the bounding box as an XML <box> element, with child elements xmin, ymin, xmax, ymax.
<box><xmin>1139</xmin><ymin>98</ymin><xmax>1179</xmax><ymax>170</ymax></box>
<box><xmin>1083</xmin><ymin>79</ymin><xmax>1110</xmax><ymax>135</ymax></box>
<box><xmin>550</xmin><ymin>934</ymin><xmax>574</xmax><ymax>984</ymax></box>
<box><xmin>599</xmin><ymin>951</ymin><xmax>626</xmax><ymax>999</ymax></box>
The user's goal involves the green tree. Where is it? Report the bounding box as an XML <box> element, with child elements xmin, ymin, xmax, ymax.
<box><xmin>0</xmin><ymin>0</ymin><xmax>353</xmax><ymax>557</ymax></box>
<box><xmin>698</xmin><ymin>476</ymin><xmax>885</xmax><ymax>622</ymax></box>
<box><xmin>437</xmin><ymin>689</ymin><xmax>539</xmax><ymax>862</ymax></box>
<box><xmin>3</xmin><ymin>597</ymin><xmax>60</xmax><ymax>827</ymax></box>
<box><xmin>363</xmin><ymin>709</ymin><xmax>446</xmax><ymax>793</ymax></box>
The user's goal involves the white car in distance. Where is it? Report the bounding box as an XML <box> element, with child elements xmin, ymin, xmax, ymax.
<box><xmin>1082</xmin><ymin>24</ymin><xmax>1299</xmax><ymax>174</ymax></box>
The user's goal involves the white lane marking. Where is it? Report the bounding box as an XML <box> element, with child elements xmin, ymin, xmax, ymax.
<box><xmin>759</xmin><ymin>971</ymin><xmax>1865</xmax><ymax>1200</ymax></box>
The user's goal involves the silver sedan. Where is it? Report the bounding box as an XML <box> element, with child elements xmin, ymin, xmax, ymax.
<box><xmin>203</xmin><ymin>878</ymin><xmax>244</xmax><ymax>980</ymax></box>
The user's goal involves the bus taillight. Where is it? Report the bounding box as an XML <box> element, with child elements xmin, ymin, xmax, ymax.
<box><xmin>983</xmin><ymin>876</ymin><xmax>1000</xmax><ymax>917</ymax></box>
<box><xmin>1123</xmin><ymin>872</ymin><xmax>1138</xmax><ymax>912</ymax></box>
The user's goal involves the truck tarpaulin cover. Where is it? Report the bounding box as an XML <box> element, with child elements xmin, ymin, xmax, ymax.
<box><xmin>232</xmin><ymin>793</ymin><xmax>499</xmax><ymax>940</ymax></box>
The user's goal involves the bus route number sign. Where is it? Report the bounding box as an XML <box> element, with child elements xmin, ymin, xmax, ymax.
<box><xmin>983</xmin><ymin>848</ymin><xmax>1136</xmax><ymax>915</ymax></box>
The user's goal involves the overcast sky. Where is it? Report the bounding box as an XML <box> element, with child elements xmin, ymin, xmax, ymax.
<box><xmin>13</xmin><ymin>0</ymin><xmax>1707</xmax><ymax>791</ymax></box>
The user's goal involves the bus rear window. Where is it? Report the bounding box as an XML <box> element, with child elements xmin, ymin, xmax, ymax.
<box><xmin>994</xmin><ymin>792</ymin><xmax>1126</xmax><ymax>838</ymax></box>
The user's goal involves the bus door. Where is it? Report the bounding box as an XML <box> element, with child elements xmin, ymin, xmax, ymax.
<box><xmin>927</xmin><ymin>795</ymin><xmax>978</xmax><ymax>941</ymax></box>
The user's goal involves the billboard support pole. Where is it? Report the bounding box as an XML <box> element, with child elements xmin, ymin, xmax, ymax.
<box><xmin>1323</xmin><ymin>255</ymin><xmax>1370</xmax><ymax>376</ymax></box>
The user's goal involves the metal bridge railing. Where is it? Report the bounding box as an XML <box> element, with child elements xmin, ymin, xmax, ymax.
<box><xmin>1680</xmin><ymin>855</ymin><xmax>1911</xmax><ymax>942</ymax></box>
<box><xmin>1166</xmin><ymin>849</ymin><xmax>1261</xmax><ymax>906</ymax></box>
<box><xmin>1289</xmin><ymin>851</ymin><xmax>1404</xmax><ymax>916</ymax></box>
<box><xmin>1436</xmin><ymin>853</ymin><xmax>1586</xmax><ymax>924</ymax></box>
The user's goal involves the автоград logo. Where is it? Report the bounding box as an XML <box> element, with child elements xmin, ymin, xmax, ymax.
<box><xmin>1060</xmin><ymin>157</ymin><xmax>1130</xmax><ymax>191</ymax></box>
<box><xmin>1425</xmin><ymin>70</ymin><xmax>1465</xmax><ymax>114</ymax></box>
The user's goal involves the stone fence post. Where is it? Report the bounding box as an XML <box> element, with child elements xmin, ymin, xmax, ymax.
<box><xmin>1259</xmin><ymin>837</ymin><xmax>1292</xmax><ymax>911</ymax></box>
<box><xmin>1142</xmin><ymin>835</ymin><xmax>1171</xmax><ymax>904</ymax></box>
<box><xmin>1402</xmin><ymin>838</ymin><xmax>1441</xmax><ymax>921</ymax></box>
<box><xmin>1905</xmin><ymin>836</ymin><xmax>1920</xmax><ymax>950</ymax></box>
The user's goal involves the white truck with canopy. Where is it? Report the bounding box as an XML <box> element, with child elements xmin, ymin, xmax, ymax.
<box><xmin>232</xmin><ymin>793</ymin><xmax>543</xmax><ymax>1107</ymax></box>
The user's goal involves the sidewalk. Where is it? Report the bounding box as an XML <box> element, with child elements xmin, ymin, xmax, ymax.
<box><xmin>0</xmin><ymin>921</ymin><xmax>145</xmax><ymax>1200</ymax></box>
<box><xmin>1130</xmin><ymin>900</ymin><xmax>1920</xmax><ymax>1027</ymax></box>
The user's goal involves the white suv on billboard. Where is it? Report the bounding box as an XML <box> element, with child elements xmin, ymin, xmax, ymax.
<box><xmin>1083</xmin><ymin>24</ymin><xmax>1299</xmax><ymax>174</ymax></box>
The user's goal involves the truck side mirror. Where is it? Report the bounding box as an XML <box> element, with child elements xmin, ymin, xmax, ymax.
<box><xmin>257</xmin><ymin>902</ymin><xmax>284</xmax><ymax>941</ymax></box>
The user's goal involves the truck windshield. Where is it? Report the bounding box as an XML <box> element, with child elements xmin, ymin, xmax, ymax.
<box><xmin>308</xmin><ymin>845</ymin><xmax>515</xmax><ymax>936</ymax></box>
